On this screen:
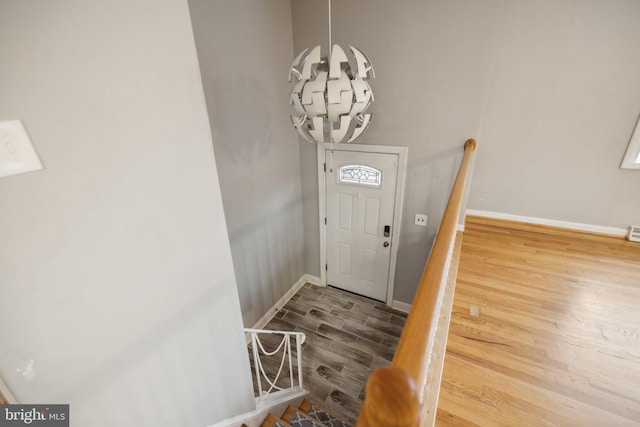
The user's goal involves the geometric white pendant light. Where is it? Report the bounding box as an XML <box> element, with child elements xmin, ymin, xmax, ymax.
<box><xmin>288</xmin><ymin>0</ymin><xmax>375</xmax><ymax>144</ymax></box>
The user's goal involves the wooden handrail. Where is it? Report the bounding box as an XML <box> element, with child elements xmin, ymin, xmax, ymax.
<box><xmin>357</xmin><ymin>139</ymin><xmax>477</xmax><ymax>427</ymax></box>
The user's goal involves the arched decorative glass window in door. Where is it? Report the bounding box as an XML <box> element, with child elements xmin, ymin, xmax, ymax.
<box><xmin>338</xmin><ymin>164</ymin><xmax>382</xmax><ymax>187</ymax></box>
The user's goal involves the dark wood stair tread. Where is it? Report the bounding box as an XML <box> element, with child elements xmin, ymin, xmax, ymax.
<box><xmin>261</xmin><ymin>413</ymin><xmax>291</xmax><ymax>427</ymax></box>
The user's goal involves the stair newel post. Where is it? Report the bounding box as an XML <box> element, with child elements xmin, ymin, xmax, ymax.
<box><xmin>287</xmin><ymin>334</ymin><xmax>294</xmax><ymax>388</ymax></box>
<box><xmin>251</xmin><ymin>332</ymin><xmax>264</xmax><ymax>401</ymax></box>
<box><xmin>296</xmin><ymin>333</ymin><xmax>304</xmax><ymax>389</ymax></box>
<box><xmin>357</xmin><ymin>366</ymin><xmax>421</xmax><ymax>427</ymax></box>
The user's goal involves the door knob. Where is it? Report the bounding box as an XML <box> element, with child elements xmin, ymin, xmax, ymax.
<box><xmin>383</xmin><ymin>241</ymin><xmax>390</xmax><ymax>247</ymax></box>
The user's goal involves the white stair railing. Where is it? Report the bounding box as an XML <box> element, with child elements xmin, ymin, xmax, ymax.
<box><xmin>244</xmin><ymin>328</ymin><xmax>306</xmax><ymax>403</ymax></box>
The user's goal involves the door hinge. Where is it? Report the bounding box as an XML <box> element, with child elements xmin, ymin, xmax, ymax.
<box><xmin>323</xmin><ymin>163</ymin><xmax>326</xmax><ymax>172</ymax></box>
<box><xmin>324</xmin><ymin>217</ymin><xmax>327</xmax><ymax>225</ymax></box>
<box><xmin>325</xmin><ymin>264</ymin><xmax>328</xmax><ymax>271</ymax></box>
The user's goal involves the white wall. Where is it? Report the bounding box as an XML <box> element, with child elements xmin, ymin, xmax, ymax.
<box><xmin>188</xmin><ymin>0</ymin><xmax>306</xmax><ymax>327</ymax></box>
<box><xmin>0</xmin><ymin>0</ymin><xmax>255</xmax><ymax>425</ymax></box>
<box><xmin>292</xmin><ymin>0</ymin><xmax>640</xmax><ymax>304</ymax></box>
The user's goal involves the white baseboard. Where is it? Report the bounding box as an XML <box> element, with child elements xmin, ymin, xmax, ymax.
<box><xmin>466</xmin><ymin>210</ymin><xmax>627</xmax><ymax>237</ymax></box>
<box><xmin>392</xmin><ymin>300</ymin><xmax>412</xmax><ymax>314</ymax></box>
<box><xmin>251</xmin><ymin>274</ymin><xmax>317</xmax><ymax>331</ymax></box>
<box><xmin>457</xmin><ymin>223</ymin><xmax>465</xmax><ymax>232</ymax></box>
<box><xmin>304</xmin><ymin>274</ymin><xmax>322</xmax><ymax>287</ymax></box>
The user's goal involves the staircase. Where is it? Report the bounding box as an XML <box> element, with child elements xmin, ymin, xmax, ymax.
<box><xmin>258</xmin><ymin>399</ymin><xmax>352</xmax><ymax>427</ymax></box>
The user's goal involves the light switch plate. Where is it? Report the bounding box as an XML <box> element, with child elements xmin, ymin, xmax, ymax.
<box><xmin>0</xmin><ymin>120</ymin><xmax>43</xmax><ymax>178</ymax></box>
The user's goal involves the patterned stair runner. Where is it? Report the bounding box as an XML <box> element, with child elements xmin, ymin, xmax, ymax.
<box><xmin>261</xmin><ymin>400</ymin><xmax>352</xmax><ymax>427</ymax></box>
<box><xmin>299</xmin><ymin>400</ymin><xmax>352</xmax><ymax>427</ymax></box>
<box><xmin>281</xmin><ymin>406</ymin><xmax>324</xmax><ymax>427</ymax></box>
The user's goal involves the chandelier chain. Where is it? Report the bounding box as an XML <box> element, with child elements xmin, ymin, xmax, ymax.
<box><xmin>328</xmin><ymin>0</ymin><xmax>332</xmax><ymax>55</ymax></box>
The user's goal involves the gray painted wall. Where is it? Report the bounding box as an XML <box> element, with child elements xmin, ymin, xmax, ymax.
<box><xmin>0</xmin><ymin>0</ymin><xmax>255</xmax><ymax>425</ymax></box>
<box><xmin>466</xmin><ymin>0</ymin><xmax>640</xmax><ymax>226</ymax></box>
<box><xmin>292</xmin><ymin>0</ymin><xmax>640</xmax><ymax>304</ymax></box>
<box><xmin>189</xmin><ymin>0</ymin><xmax>306</xmax><ymax>327</ymax></box>
<box><xmin>292</xmin><ymin>0</ymin><xmax>502</xmax><ymax>303</ymax></box>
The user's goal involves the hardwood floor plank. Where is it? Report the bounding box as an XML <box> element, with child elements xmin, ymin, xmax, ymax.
<box><xmin>298</xmin><ymin>296</ymin><xmax>337</xmax><ymax>313</ymax></box>
<box><xmin>372</xmin><ymin>302</ymin><xmax>408</xmax><ymax>318</ymax></box>
<box><xmin>330</xmin><ymin>306</ymin><xmax>369</xmax><ymax>325</ymax></box>
<box><xmin>351</xmin><ymin>337</ymin><xmax>395</xmax><ymax>361</ymax></box>
<box><xmin>389</xmin><ymin>314</ymin><xmax>407</xmax><ymax>327</ymax></box>
<box><xmin>380</xmin><ymin>334</ymin><xmax>400</xmax><ymax>348</ymax></box>
<box><xmin>298</xmin><ymin>285</ymin><xmax>325</xmax><ymax>299</ymax></box>
<box><xmin>317</xmin><ymin>323</ymin><xmax>358</xmax><ymax>343</ymax></box>
<box><xmin>257</xmin><ymin>281</ymin><xmax>409</xmax><ymax>421</ymax></box>
<box><xmin>307</xmin><ymin>308</ymin><xmax>346</xmax><ymax>329</ymax></box>
<box><xmin>282</xmin><ymin>310</ymin><xmax>322</xmax><ymax>332</ymax></box>
<box><xmin>319</xmin><ymin>294</ymin><xmax>356</xmax><ymax>310</ymax></box>
<box><xmin>351</xmin><ymin>303</ymin><xmax>391</xmax><ymax>322</ymax></box>
<box><xmin>325</xmin><ymin>389</ymin><xmax>362</xmax><ymax>421</ymax></box>
<box><xmin>332</xmin><ymin>287</ymin><xmax>380</xmax><ymax>305</ymax></box>
<box><xmin>283</xmin><ymin>300</ymin><xmax>312</xmax><ymax>316</ymax></box>
<box><xmin>295</xmin><ymin>326</ymin><xmax>334</xmax><ymax>348</ymax></box>
<box><xmin>339</xmin><ymin>358</ymin><xmax>374</xmax><ymax>384</ymax></box>
<box><xmin>302</xmin><ymin>343</ymin><xmax>348</xmax><ymax>372</ymax></box>
<box><xmin>266</xmin><ymin>316</ymin><xmax>297</xmax><ymax>332</ymax></box>
<box><xmin>303</xmin><ymin>361</ymin><xmax>363</xmax><ymax>398</ymax></box>
<box><xmin>436</xmin><ymin>216</ymin><xmax>640</xmax><ymax>426</ymax></box>
<box><xmin>329</xmin><ymin>340</ymin><xmax>374</xmax><ymax>368</ymax></box>
<box><xmin>441</xmin><ymin>354</ymin><xmax>639</xmax><ymax>427</ymax></box>
<box><xmin>321</xmin><ymin>285</ymin><xmax>346</xmax><ymax>298</ymax></box>
<box><xmin>370</xmin><ymin>355</ymin><xmax>391</xmax><ymax>370</ymax></box>
<box><xmin>363</xmin><ymin>318</ymin><xmax>403</xmax><ymax>337</ymax></box>
<box><xmin>341</xmin><ymin>320</ymin><xmax>384</xmax><ymax>343</ymax></box>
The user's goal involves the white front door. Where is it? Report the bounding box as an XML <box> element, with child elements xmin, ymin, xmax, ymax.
<box><xmin>325</xmin><ymin>150</ymin><xmax>399</xmax><ymax>301</ymax></box>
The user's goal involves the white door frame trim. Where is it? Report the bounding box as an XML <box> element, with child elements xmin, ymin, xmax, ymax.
<box><xmin>317</xmin><ymin>143</ymin><xmax>408</xmax><ymax>306</ymax></box>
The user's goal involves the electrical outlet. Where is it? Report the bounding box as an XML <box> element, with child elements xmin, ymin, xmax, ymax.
<box><xmin>415</xmin><ymin>214</ymin><xmax>427</xmax><ymax>227</ymax></box>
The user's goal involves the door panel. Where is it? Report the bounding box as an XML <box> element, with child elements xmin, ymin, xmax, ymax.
<box><xmin>339</xmin><ymin>194</ymin><xmax>353</xmax><ymax>231</ymax></box>
<box><xmin>361</xmin><ymin>248</ymin><xmax>377</xmax><ymax>283</ymax></box>
<box><xmin>338</xmin><ymin>243</ymin><xmax>352</xmax><ymax>276</ymax></box>
<box><xmin>363</xmin><ymin>198</ymin><xmax>380</xmax><ymax>236</ymax></box>
<box><xmin>326</xmin><ymin>150</ymin><xmax>398</xmax><ymax>301</ymax></box>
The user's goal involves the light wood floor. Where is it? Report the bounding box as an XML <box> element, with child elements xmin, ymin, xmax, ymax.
<box><xmin>436</xmin><ymin>216</ymin><xmax>640</xmax><ymax>426</ymax></box>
